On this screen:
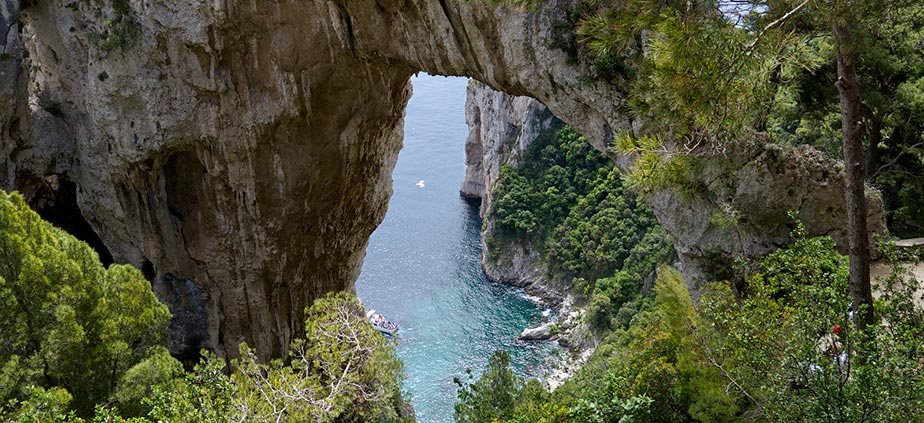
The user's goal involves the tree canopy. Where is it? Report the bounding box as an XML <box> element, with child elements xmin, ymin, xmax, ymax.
<box><xmin>0</xmin><ymin>190</ymin><xmax>172</xmax><ymax>417</ymax></box>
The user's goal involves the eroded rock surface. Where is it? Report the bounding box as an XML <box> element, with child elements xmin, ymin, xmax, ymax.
<box><xmin>0</xmin><ymin>0</ymin><xmax>886</xmax><ymax>358</ymax></box>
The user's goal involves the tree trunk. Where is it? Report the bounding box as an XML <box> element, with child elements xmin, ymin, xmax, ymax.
<box><xmin>866</xmin><ymin>113</ymin><xmax>881</xmax><ymax>179</ymax></box>
<box><xmin>832</xmin><ymin>15</ymin><xmax>874</xmax><ymax>330</ymax></box>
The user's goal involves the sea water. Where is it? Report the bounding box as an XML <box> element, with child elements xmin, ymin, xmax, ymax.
<box><xmin>356</xmin><ymin>74</ymin><xmax>559</xmax><ymax>422</ymax></box>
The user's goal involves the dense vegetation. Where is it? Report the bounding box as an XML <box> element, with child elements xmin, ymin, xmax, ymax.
<box><xmin>465</xmin><ymin>1</ymin><xmax>924</xmax><ymax>421</ymax></box>
<box><xmin>456</xmin><ymin>232</ymin><xmax>924</xmax><ymax>422</ymax></box>
<box><xmin>490</xmin><ymin>125</ymin><xmax>674</xmax><ymax>330</ymax></box>
<box><xmin>0</xmin><ymin>190</ymin><xmax>173</xmax><ymax>417</ymax></box>
<box><xmin>0</xmin><ymin>191</ymin><xmax>410</xmax><ymax>422</ymax></box>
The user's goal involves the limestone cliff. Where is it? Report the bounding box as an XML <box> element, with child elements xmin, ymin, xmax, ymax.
<box><xmin>0</xmin><ymin>0</ymin><xmax>886</xmax><ymax>359</ymax></box>
<box><xmin>460</xmin><ymin>80</ymin><xmax>569</xmax><ymax>302</ymax></box>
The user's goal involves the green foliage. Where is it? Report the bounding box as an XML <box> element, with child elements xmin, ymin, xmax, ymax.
<box><xmin>612</xmin><ymin>131</ymin><xmax>711</xmax><ymax>201</ymax></box>
<box><xmin>99</xmin><ymin>13</ymin><xmax>140</xmax><ymax>52</ymax></box>
<box><xmin>87</xmin><ymin>0</ymin><xmax>141</xmax><ymax>53</ymax></box>
<box><xmin>492</xmin><ymin>125</ymin><xmax>608</xmax><ymax>239</ymax></box>
<box><xmin>147</xmin><ymin>292</ymin><xmax>411</xmax><ymax>423</ymax></box>
<box><xmin>700</xmin><ymin>232</ymin><xmax>924</xmax><ymax>422</ymax></box>
<box><xmin>563</xmin><ymin>266</ymin><xmax>740</xmax><ymax>423</ymax></box>
<box><xmin>0</xmin><ymin>191</ymin><xmax>408</xmax><ymax>421</ymax></box>
<box><xmin>578</xmin><ymin>1</ymin><xmax>788</xmax><ymax>148</ymax></box>
<box><xmin>549</xmin><ymin>166</ymin><xmax>657</xmax><ymax>280</ymax></box>
<box><xmin>489</xmin><ymin>125</ymin><xmax>673</xmax><ymax>332</ymax></box>
<box><xmin>0</xmin><ymin>190</ymin><xmax>174</xmax><ymax>417</ymax></box>
<box><xmin>573</xmin><ymin>0</ymin><xmax>924</xmax><ymax>237</ymax></box>
<box><xmin>113</xmin><ymin>347</ymin><xmax>184</xmax><ymax>417</ymax></box>
<box><xmin>454</xmin><ymin>351</ymin><xmax>569</xmax><ymax>423</ymax></box>
<box><xmin>456</xmin><ymin>268</ymin><xmax>739</xmax><ymax>423</ymax></box>
<box><xmin>454</xmin><ymin>351</ymin><xmax>521</xmax><ymax>423</ymax></box>
<box><xmin>142</xmin><ymin>352</ymin><xmax>235</xmax><ymax>423</ymax></box>
<box><xmin>463</xmin><ymin>237</ymin><xmax>924</xmax><ymax>422</ymax></box>
<box><xmin>759</xmin><ymin>0</ymin><xmax>924</xmax><ymax>237</ymax></box>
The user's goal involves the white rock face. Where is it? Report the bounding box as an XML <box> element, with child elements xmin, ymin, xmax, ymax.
<box><xmin>461</xmin><ymin>80</ymin><xmax>555</xmax><ymax>215</ymax></box>
<box><xmin>460</xmin><ymin>81</ymin><xmax>569</xmax><ymax>303</ymax></box>
<box><xmin>519</xmin><ymin>322</ymin><xmax>554</xmax><ymax>341</ymax></box>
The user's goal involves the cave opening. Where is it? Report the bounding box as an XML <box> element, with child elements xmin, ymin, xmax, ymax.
<box><xmin>24</xmin><ymin>176</ymin><xmax>114</xmax><ymax>266</ymax></box>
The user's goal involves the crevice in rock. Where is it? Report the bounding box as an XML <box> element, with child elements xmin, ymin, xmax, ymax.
<box><xmin>141</xmin><ymin>258</ymin><xmax>156</xmax><ymax>282</ymax></box>
<box><xmin>437</xmin><ymin>0</ymin><xmax>481</xmax><ymax>77</ymax></box>
<box><xmin>164</xmin><ymin>151</ymin><xmax>206</xmax><ymax>223</ymax></box>
<box><xmin>334</xmin><ymin>1</ymin><xmax>357</xmax><ymax>57</ymax></box>
<box><xmin>21</xmin><ymin>175</ymin><xmax>114</xmax><ymax>266</ymax></box>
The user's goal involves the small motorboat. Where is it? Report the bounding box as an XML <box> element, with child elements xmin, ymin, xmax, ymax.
<box><xmin>366</xmin><ymin>309</ymin><xmax>399</xmax><ymax>336</ymax></box>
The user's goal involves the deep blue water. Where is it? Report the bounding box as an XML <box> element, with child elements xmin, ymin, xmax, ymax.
<box><xmin>355</xmin><ymin>74</ymin><xmax>557</xmax><ymax>423</ymax></box>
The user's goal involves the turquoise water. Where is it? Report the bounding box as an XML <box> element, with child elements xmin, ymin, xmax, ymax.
<box><xmin>355</xmin><ymin>74</ymin><xmax>558</xmax><ymax>422</ymax></box>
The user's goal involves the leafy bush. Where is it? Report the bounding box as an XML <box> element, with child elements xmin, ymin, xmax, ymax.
<box><xmin>700</xmin><ymin>233</ymin><xmax>924</xmax><ymax>422</ymax></box>
<box><xmin>454</xmin><ymin>350</ymin><xmax>568</xmax><ymax>423</ymax></box>
<box><xmin>0</xmin><ymin>192</ymin><xmax>410</xmax><ymax>422</ymax></box>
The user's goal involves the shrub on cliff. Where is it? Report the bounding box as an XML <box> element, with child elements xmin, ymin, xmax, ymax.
<box><xmin>454</xmin><ymin>350</ymin><xmax>569</xmax><ymax>423</ymax></box>
<box><xmin>699</xmin><ymin>233</ymin><xmax>924</xmax><ymax>422</ymax></box>
<box><xmin>489</xmin><ymin>125</ymin><xmax>674</xmax><ymax>332</ymax></box>
<box><xmin>0</xmin><ymin>190</ymin><xmax>410</xmax><ymax>421</ymax></box>
<box><xmin>147</xmin><ymin>291</ymin><xmax>411</xmax><ymax>423</ymax></box>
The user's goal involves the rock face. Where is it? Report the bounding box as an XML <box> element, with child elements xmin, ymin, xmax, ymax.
<box><xmin>0</xmin><ymin>0</ymin><xmax>887</xmax><ymax>358</ymax></box>
<box><xmin>647</xmin><ymin>142</ymin><xmax>888</xmax><ymax>294</ymax></box>
<box><xmin>461</xmin><ymin>81</ymin><xmax>569</xmax><ymax>302</ymax></box>
<box><xmin>461</xmin><ymin>80</ymin><xmax>556</xmax><ymax>215</ymax></box>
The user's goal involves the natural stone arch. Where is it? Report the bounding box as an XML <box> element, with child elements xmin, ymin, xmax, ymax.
<box><xmin>0</xmin><ymin>0</ymin><xmax>883</xmax><ymax>358</ymax></box>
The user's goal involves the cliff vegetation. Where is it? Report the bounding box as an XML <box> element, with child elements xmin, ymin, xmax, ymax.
<box><xmin>456</xmin><ymin>233</ymin><xmax>924</xmax><ymax>422</ymax></box>
<box><xmin>489</xmin><ymin>124</ymin><xmax>674</xmax><ymax>330</ymax></box>
<box><xmin>0</xmin><ymin>191</ymin><xmax>411</xmax><ymax>422</ymax></box>
<box><xmin>457</xmin><ymin>0</ymin><xmax>924</xmax><ymax>421</ymax></box>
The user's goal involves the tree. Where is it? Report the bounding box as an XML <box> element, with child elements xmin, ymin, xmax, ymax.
<box><xmin>700</xmin><ymin>232</ymin><xmax>924</xmax><ymax>421</ymax></box>
<box><xmin>454</xmin><ymin>350</ymin><xmax>521</xmax><ymax>423</ymax></box>
<box><xmin>830</xmin><ymin>0</ymin><xmax>874</xmax><ymax>329</ymax></box>
<box><xmin>0</xmin><ymin>190</ymin><xmax>174</xmax><ymax>417</ymax></box>
<box><xmin>578</xmin><ymin>0</ymin><xmax>901</xmax><ymax>328</ymax></box>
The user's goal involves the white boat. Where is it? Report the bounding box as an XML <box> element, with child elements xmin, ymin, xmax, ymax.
<box><xmin>366</xmin><ymin>309</ymin><xmax>399</xmax><ymax>336</ymax></box>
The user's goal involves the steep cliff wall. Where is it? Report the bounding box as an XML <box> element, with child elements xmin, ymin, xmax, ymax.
<box><xmin>0</xmin><ymin>0</ymin><xmax>886</xmax><ymax>358</ymax></box>
<box><xmin>460</xmin><ymin>80</ymin><xmax>565</xmax><ymax>302</ymax></box>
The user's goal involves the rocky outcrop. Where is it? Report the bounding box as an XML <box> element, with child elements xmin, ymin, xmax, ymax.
<box><xmin>461</xmin><ymin>80</ymin><xmax>556</xmax><ymax>215</ymax></box>
<box><xmin>646</xmin><ymin>141</ymin><xmax>887</xmax><ymax>295</ymax></box>
<box><xmin>0</xmin><ymin>0</ymin><xmax>887</xmax><ymax>359</ymax></box>
<box><xmin>518</xmin><ymin>321</ymin><xmax>554</xmax><ymax>341</ymax></box>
